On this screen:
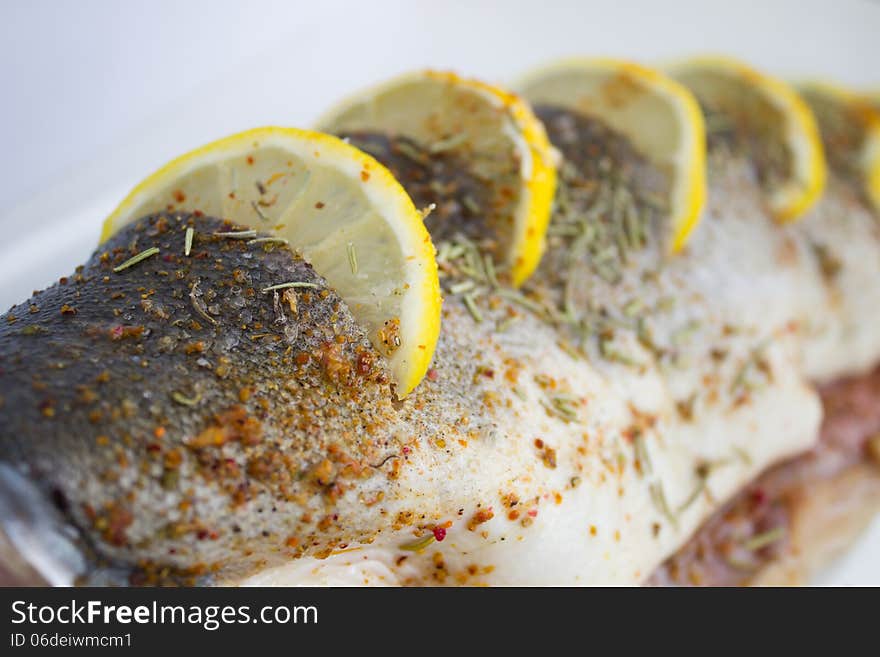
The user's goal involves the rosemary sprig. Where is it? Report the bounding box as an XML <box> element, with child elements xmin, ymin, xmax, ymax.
<box><xmin>251</xmin><ymin>201</ymin><xmax>270</xmax><ymax>222</ymax></box>
<box><xmin>676</xmin><ymin>474</ymin><xmax>706</xmax><ymax>514</ymax></box>
<box><xmin>743</xmin><ymin>527</ymin><xmax>785</xmax><ymax>551</ymax></box>
<box><xmin>672</xmin><ymin>320</ymin><xmax>701</xmax><ymax>346</ymax></box>
<box><xmin>649</xmin><ymin>482</ymin><xmax>678</xmax><ymax>529</ymax></box>
<box><xmin>462</xmin><ymin>195</ymin><xmax>481</xmax><ymax>215</ymax></box>
<box><xmin>347</xmin><ymin>242</ymin><xmax>358</xmax><ymax>275</ymax></box>
<box><xmin>113</xmin><ymin>247</ymin><xmax>160</xmax><ymax>273</ymax></box>
<box><xmin>394</xmin><ymin>140</ymin><xmax>427</xmax><ymax>164</ymax></box>
<box><xmin>496</xmin><ymin>315</ymin><xmax>519</xmax><ymax>333</ymax></box>
<box><xmin>462</xmin><ymin>293</ymin><xmax>483</xmax><ymax>323</ymax></box>
<box><xmin>429</xmin><ymin>133</ymin><xmax>468</xmax><ymax>154</ymax></box>
<box><xmin>398</xmin><ymin>535</ymin><xmax>436</xmax><ymax>552</ymax></box>
<box><xmin>598</xmin><ymin>334</ymin><xmax>640</xmax><ymax>367</ymax></box>
<box><xmin>214</xmin><ymin>229</ymin><xmax>258</xmax><ymax>239</ymax></box>
<box><xmin>545</xmin><ymin>395</ymin><xmax>579</xmax><ymax>422</ymax></box>
<box><xmin>633</xmin><ymin>434</ymin><xmax>652</xmax><ymax>476</ymax></box>
<box><xmin>189</xmin><ymin>280</ymin><xmax>218</xmax><ymax>326</ymax></box>
<box><xmin>495</xmin><ymin>288</ymin><xmax>550</xmax><ymax>318</ymax></box>
<box><xmin>729</xmin><ymin>339</ymin><xmax>772</xmax><ymax>394</ymax></box>
<box><xmin>261</xmin><ymin>281</ymin><xmax>320</xmax><ymax>294</ymax></box>
<box><xmin>449</xmin><ymin>280</ymin><xmax>477</xmax><ymax>295</ymax></box>
<box><xmin>171</xmin><ymin>390</ymin><xmax>201</xmax><ymax>406</ymax></box>
<box><xmin>184</xmin><ymin>227</ymin><xmax>194</xmax><ymax>256</ymax></box>
<box><xmin>247</xmin><ymin>237</ymin><xmax>289</xmax><ymax>246</ymax></box>
<box><xmin>733</xmin><ymin>446</ymin><xmax>752</xmax><ymax>465</ymax></box>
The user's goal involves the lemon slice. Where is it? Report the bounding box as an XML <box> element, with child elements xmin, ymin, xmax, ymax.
<box><xmin>515</xmin><ymin>57</ymin><xmax>706</xmax><ymax>254</ymax></box>
<box><xmin>668</xmin><ymin>55</ymin><xmax>826</xmax><ymax>222</ymax></box>
<box><xmin>101</xmin><ymin>127</ymin><xmax>440</xmax><ymax>398</ymax></box>
<box><xmin>797</xmin><ymin>82</ymin><xmax>880</xmax><ymax>212</ymax></box>
<box><xmin>317</xmin><ymin>70</ymin><xmax>556</xmax><ymax>287</ymax></box>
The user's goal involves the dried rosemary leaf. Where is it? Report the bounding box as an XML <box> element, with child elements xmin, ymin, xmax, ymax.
<box><xmin>398</xmin><ymin>535</ymin><xmax>436</xmax><ymax>552</ymax></box>
<box><xmin>171</xmin><ymin>390</ymin><xmax>201</xmax><ymax>406</ymax></box>
<box><xmin>214</xmin><ymin>229</ymin><xmax>258</xmax><ymax>239</ymax></box>
<box><xmin>184</xmin><ymin>227</ymin><xmax>194</xmax><ymax>256</ymax></box>
<box><xmin>261</xmin><ymin>282</ymin><xmax>320</xmax><ymax>294</ymax></box>
<box><xmin>113</xmin><ymin>247</ymin><xmax>160</xmax><ymax>273</ymax></box>
<box><xmin>743</xmin><ymin>527</ymin><xmax>785</xmax><ymax>551</ymax></box>
<box><xmin>347</xmin><ymin>242</ymin><xmax>358</xmax><ymax>276</ymax></box>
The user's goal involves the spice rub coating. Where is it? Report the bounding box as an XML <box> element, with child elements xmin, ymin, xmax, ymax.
<box><xmin>0</xmin><ymin>213</ymin><xmax>397</xmax><ymax>583</ymax></box>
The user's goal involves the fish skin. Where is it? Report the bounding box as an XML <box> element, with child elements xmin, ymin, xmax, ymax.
<box><xmin>339</xmin><ymin>132</ymin><xmax>493</xmax><ymax>246</ymax></box>
<box><xmin>0</xmin><ymin>213</ymin><xmax>398</xmax><ymax>584</ymax></box>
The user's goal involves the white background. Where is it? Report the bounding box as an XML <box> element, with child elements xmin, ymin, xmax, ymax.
<box><xmin>0</xmin><ymin>0</ymin><xmax>878</xmax><ymax>584</ymax></box>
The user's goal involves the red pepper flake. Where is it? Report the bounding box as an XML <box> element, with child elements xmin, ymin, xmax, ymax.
<box><xmin>751</xmin><ymin>488</ymin><xmax>767</xmax><ymax>506</ymax></box>
<box><xmin>246</xmin><ymin>156</ymin><xmax>255</xmax><ymax>165</ymax></box>
<box><xmin>173</xmin><ymin>190</ymin><xmax>186</xmax><ymax>203</ymax></box>
<box><xmin>315</xmin><ymin>201</ymin><xmax>325</xmax><ymax>209</ymax></box>
<box><xmin>432</xmin><ymin>526</ymin><xmax>447</xmax><ymax>542</ymax></box>
<box><xmin>360</xmin><ymin>170</ymin><xmax>370</xmax><ymax>182</ymax></box>
<box><xmin>427</xmin><ymin>368</ymin><xmax>439</xmax><ymax>382</ymax></box>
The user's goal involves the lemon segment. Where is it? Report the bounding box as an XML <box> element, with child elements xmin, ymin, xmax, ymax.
<box><xmin>669</xmin><ymin>55</ymin><xmax>826</xmax><ymax>223</ymax></box>
<box><xmin>798</xmin><ymin>82</ymin><xmax>880</xmax><ymax>212</ymax></box>
<box><xmin>101</xmin><ymin>127</ymin><xmax>441</xmax><ymax>398</ymax></box>
<box><xmin>317</xmin><ymin>70</ymin><xmax>557</xmax><ymax>287</ymax></box>
<box><xmin>515</xmin><ymin>57</ymin><xmax>707</xmax><ymax>254</ymax></box>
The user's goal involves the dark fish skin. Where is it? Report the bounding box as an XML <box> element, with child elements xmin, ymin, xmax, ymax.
<box><xmin>0</xmin><ymin>213</ymin><xmax>398</xmax><ymax>584</ymax></box>
<box><xmin>338</xmin><ymin>132</ymin><xmax>495</xmax><ymax>246</ymax></box>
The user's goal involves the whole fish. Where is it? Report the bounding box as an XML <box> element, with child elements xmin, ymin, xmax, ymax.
<box><xmin>2</xmin><ymin>103</ymin><xmax>879</xmax><ymax>587</ymax></box>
